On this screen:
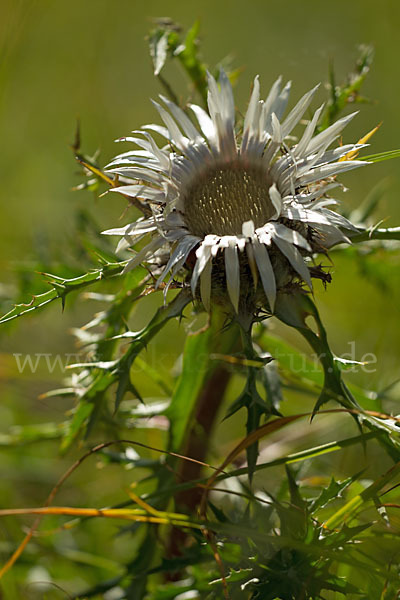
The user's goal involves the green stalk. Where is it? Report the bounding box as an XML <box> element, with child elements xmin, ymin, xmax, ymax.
<box><xmin>349</xmin><ymin>226</ymin><xmax>400</xmax><ymax>244</ymax></box>
<box><xmin>125</xmin><ymin>306</ymin><xmax>239</xmax><ymax>588</ymax></box>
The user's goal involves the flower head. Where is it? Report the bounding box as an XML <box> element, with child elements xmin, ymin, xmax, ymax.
<box><xmin>103</xmin><ymin>72</ymin><xmax>366</xmax><ymax>314</ymax></box>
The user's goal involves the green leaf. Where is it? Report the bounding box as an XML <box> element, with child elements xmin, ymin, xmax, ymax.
<box><xmin>225</xmin><ymin>368</ymin><xmax>269</xmax><ymax>480</ymax></box>
<box><xmin>61</xmin><ymin>289</ymin><xmax>192</xmax><ymax>451</ymax></box>
<box><xmin>0</xmin><ymin>262</ymin><xmax>125</xmax><ymax>325</ymax></box>
<box><xmin>115</xmin><ymin>366</ymin><xmax>143</xmax><ymax>414</ymax></box>
<box><xmin>285</xmin><ymin>465</ymin><xmax>307</xmax><ymax>511</ymax></box>
<box><xmin>360</xmin><ymin>149</ymin><xmax>400</xmax><ymax>163</ymax></box>
<box><xmin>61</xmin><ymin>401</ymin><xmax>95</xmax><ymax>453</ymax></box>
<box><xmin>324</xmin><ymin>522</ymin><xmax>373</xmax><ymax>546</ymax></box>
<box><xmin>322</xmin><ymin>574</ymin><xmax>360</xmax><ymax>594</ymax></box>
<box><xmin>324</xmin><ymin>461</ymin><xmax>400</xmax><ymax>530</ymax></box>
<box><xmin>166</xmin><ymin>309</ymin><xmax>233</xmax><ymax>453</ymax></box>
<box><xmin>176</xmin><ymin>20</ymin><xmax>208</xmax><ymax>106</ymax></box>
<box><xmin>274</xmin><ymin>291</ymin><xmax>400</xmax><ymax>459</ymax></box>
<box><xmin>149</xmin><ymin>30</ymin><xmax>169</xmax><ymax>76</ymax></box>
<box><xmin>160</xmin><ymin>20</ymin><xmax>208</xmax><ymax>107</ymax></box>
<box><xmin>310</xmin><ymin>472</ymin><xmax>362</xmax><ymax>513</ymax></box>
<box><xmin>0</xmin><ymin>422</ymin><xmax>65</xmax><ymax>446</ymax></box>
<box><xmin>259</xmin><ymin>329</ymin><xmax>381</xmax><ymax>413</ymax></box>
<box><xmin>321</xmin><ymin>44</ymin><xmax>373</xmax><ymax>129</ymax></box>
<box><xmin>258</xmin><ymin>359</ymin><xmax>282</xmax><ymax>414</ymax></box>
<box><xmin>274</xmin><ymin>291</ymin><xmax>356</xmax><ymax>414</ymax></box>
<box><xmin>218</xmin><ymin>432</ymin><xmax>376</xmax><ymax>484</ymax></box>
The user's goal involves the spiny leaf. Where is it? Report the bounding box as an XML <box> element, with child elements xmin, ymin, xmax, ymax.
<box><xmin>0</xmin><ymin>263</ymin><xmax>125</xmax><ymax>325</ymax></box>
<box><xmin>259</xmin><ymin>329</ymin><xmax>381</xmax><ymax>413</ymax></box>
<box><xmin>150</xmin><ymin>19</ymin><xmax>209</xmax><ymax>107</ymax></box>
<box><xmin>200</xmin><ymin>412</ymin><xmax>313</xmax><ymax>516</ymax></box>
<box><xmin>60</xmin><ymin>399</ymin><xmax>97</xmax><ymax>453</ymax></box>
<box><xmin>229</xmin><ymin>325</ymin><xmax>281</xmax><ymax>482</ymax></box>
<box><xmin>285</xmin><ymin>465</ymin><xmax>308</xmax><ymax>511</ymax></box>
<box><xmin>0</xmin><ymin>422</ymin><xmax>65</xmax><ymax>446</ymax></box>
<box><xmin>322</xmin><ymin>574</ymin><xmax>361</xmax><ymax>594</ymax></box>
<box><xmin>310</xmin><ymin>472</ymin><xmax>364</xmax><ymax>513</ymax></box>
<box><xmin>274</xmin><ymin>291</ymin><xmax>400</xmax><ymax>459</ymax></box>
<box><xmin>274</xmin><ymin>291</ymin><xmax>358</xmax><ymax>414</ymax></box>
<box><xmin>115</xmin><ymin>368</ymin><xmax>143</xmax><ymax>414</ymax></box>
<box><xmin>149</xmin><ymin>30</ymin><xmax>169</xmax><ymax>76</ymax></box>
<box><xmin>176</xmin><ymin>20</ymin><xmax>208</xmax><ymax>105</ymax></box>
<box><xmin>258</xmin><ymin>359</ymin><xmax>282</xmax><ymax>414</ymax></box>
<box><xmin>324</xmin><ymin>461</ymin><xmax>400</xmax><ymax>530</ymax></box>
<box><xmin>220</xmin><ymin>432</ymin><xmax>376</xmax><ymax>483</ymax></box>
<box><xmin>360</xmin><ymin>148</ymin><xmax>400</xmax><ymax>163</ymax></box>
<box><xmin>321</xmin><ymin>44</ymin><xmax>374</xmax><ymax>129</ymax></box>
<box><xmin>61</xmin><ymin>288</ymin><xmax>192</xmax><ymax>451</ymax></box>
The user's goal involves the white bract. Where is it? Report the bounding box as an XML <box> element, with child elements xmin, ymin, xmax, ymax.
<box><xmin>103</xmin><ymin>72</ymin><xmax>367</xmax><ymax>313</ymax></box>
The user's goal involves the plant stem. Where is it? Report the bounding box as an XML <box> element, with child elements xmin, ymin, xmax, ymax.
<box><xmin>168</xmin><ymin>364</ymin><xmax>232</xmax><ymax>557</ymax></box>
<box><xmin>348</xmin><ymin>226</ymin><xmax>400</xmax><ymax>244</ymax></box>
<box><xmin>167</xmin><ymin>308</ymin><xmax>238</xmax><ymax>557</ymax></box>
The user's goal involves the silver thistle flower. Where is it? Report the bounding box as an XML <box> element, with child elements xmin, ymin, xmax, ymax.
<box><xmin>103</xmin><ymin>72</ymin><xmax>367</xmax><ymax>313</ymax></box>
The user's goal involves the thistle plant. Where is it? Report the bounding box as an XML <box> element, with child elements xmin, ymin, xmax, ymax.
<box><xmin>2</xmin><ymin>20</ymin><xmax>400</xmax><ymax>600</ymax></box>
<box><xmin>103</xmin><ymin>71</ymin><xmax>364</xmax><ymax>318</ymax></box>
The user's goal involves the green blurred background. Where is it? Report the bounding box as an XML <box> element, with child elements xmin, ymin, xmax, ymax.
<box><xmin>1</xmin><ymin>0</ymin><xmax>400</xmax><ymax>597</ymax></box>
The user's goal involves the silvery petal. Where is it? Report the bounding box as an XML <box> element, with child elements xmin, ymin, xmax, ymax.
<box><xmin>305</xmin><ymin>112</ymin><xmax>358</xmax><ymax>155</ymax></box>
<box><xmin>111</xmin><ymin>185</ymin><xmax>165</xmax><ymax>202</ymax></box>
<box><xmin>102</xmin><ymin>218</ymin><xmax>159</xmax><ymax>237</ymax></box>
<box><xmin>273</xmin><ymin>236</ymin><xmax>313</xmax><ymax>289</ymax></box>
<box><xmin>123</xmin><ymin>236</ymin><xmax>165</xmax><ymax>274</ymax></box>
<box><xmin>189</xmin><ymin>103</ymin><xmax>217</xmax><ymax>149</ymax></box>
<box><xmin>311</xmin><ymin>144</ymin><xmax>368</xmax><ymax>168</ymax></box>
<box><xmin>271</xmin><ymin>222</ymin><xmax>311</xmax><ymax>251</ymax></box>
<box><xmin>260</xmin><ymin>76</ymin><xmax>282</xmax><ymax>133</ymax></box>
<box><xmin>295</xmin><ymin>104</ymin><xmax>324</xmax><ymax>158</ymax></box>
<box><xmin>214</xmin><ymin>111</ymin><xmax>237</xmax><ymax>159</ymax></box>
<box><xmin>105</xmin><ymin>167</ymin><xmax>163</xmax><ymax>185</ymax></box>
<box><xmin>151</xmin><ymin>99</ymin><xmax>189</xmax><ymax>151</ymax></box>
<box><xmin>281</xmin><ymin>84</ymin><xmax>319</xmax><ymax>139</ymax></box>
<box><xmin>156</xmin><ymin>235</ymin><xmax>200</xmax><ymax>287</ymax></box>
<box><xmin>252</xmin><ymin>240</ymin><xmax>276</xmax><ymax>311</ymax></box>
<box><xmin>241</xmin><ymin>75</ymin><xmax>261</xmax><ymax>153</ymax></box>
<box><xmin>272</xmin><ymin>80</ymin><xmax>292</xmax><ymax>122</ymax></box>
<box><xmin>314</xmin><ymin>223</ymin><xmax>350</xmax><ymax>247</ymax></box>
<box><xmin>224</xmin><ymin>241</ymin><xmax>241</xmax><ymax>313</ymax></box>
<box><xmin>242</xmin><ymin>220</ymin><xmax>255</xmax><ymax>238</ymax></box>
<box><xmin>141</xmin><ymin>124</ymin><xmax>171</xmax><ymax>140</ymax></box>
<box><xmin>320</xmin><ymin>208</ymin><xmax>359</xmax><ymax>231</ymax></box>
<box><xmin>159</xmin><ymin>95</ymin><xmax>203</xmax><ymax>141</ymax></box>
<box><xmin>191</xmin><ymin>243</ymin><xmax>213</xmax><ymax>295</ymax></box>
<box><xmin>269</xmin><ymin>184</ymin><xmax>282</xmax><ymax>218</ymax></box>
<box><xmin>200</xmin><ymin>258</ymin><xmax>212</xmax><ymax>312</ymax></box>
<box><xmin>293</xmin><ymin>182</ymin><xmax>340</xmax><ymax>203</ymax></box>
<box><xmin>298</xmin><ymin>160</ymin><xmax>366</xmax><ymax>186</ymax></box>
<box><xmin>218</xmin><ymin>69</ymin><xmax>236</xmax><ymax>130</ymax></box>
<box><xmin>116</xmin><ymin>234</ymin><xmax>146</xmax><ymax>254</ymax></box>
<box><xmin>142</xmin><ymin>132</ymin><xmax>170</xmax><ymax>170</ymax></box>
<box><xmin>282</xmin><ymin>204</ymin><xmax>333</xmax><ymax>226</ymax></box>
<box><xmin>271</xmin><ymin>113</ymin><xmax>282</xmax><ymax>143</ymax></box>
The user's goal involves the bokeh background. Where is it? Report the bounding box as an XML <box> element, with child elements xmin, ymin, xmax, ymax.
<box><xmin>1</xmin><ymin>0</ymin><xmax>400</xmax><ymax>597</ymax></box>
